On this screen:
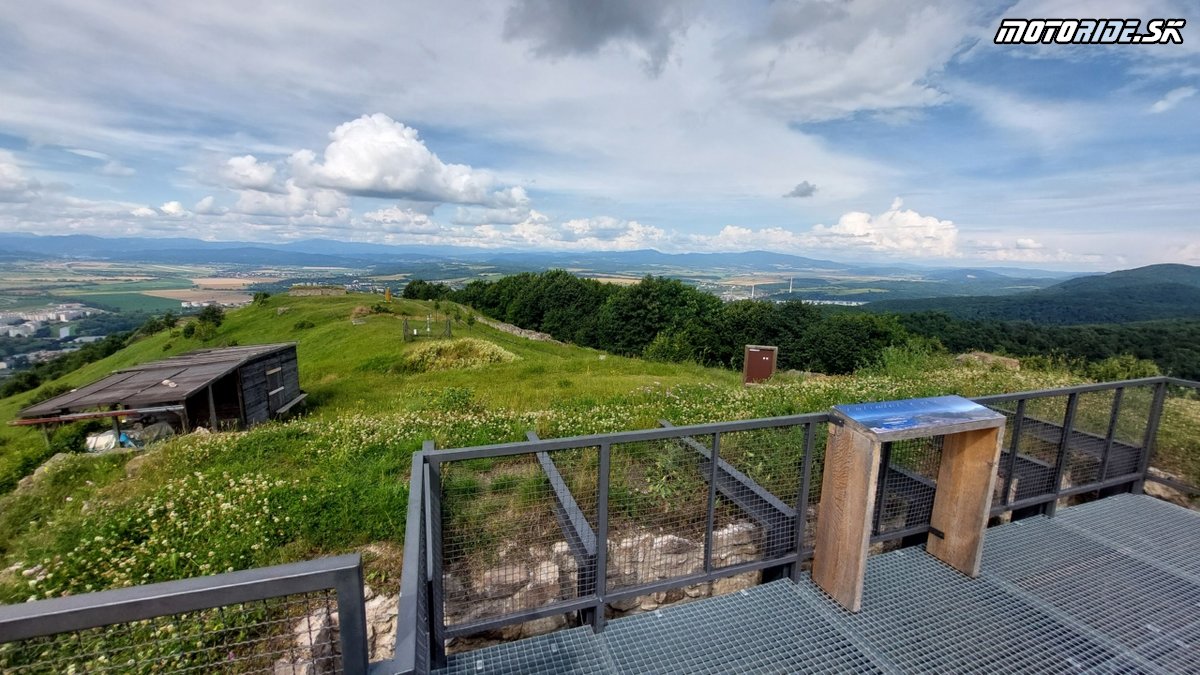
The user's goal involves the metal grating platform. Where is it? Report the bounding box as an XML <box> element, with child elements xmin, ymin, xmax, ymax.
<box><xmin>436</xmin><ymin>495</ymin><xmax>1200</xmax><ymax>674</ymax></box>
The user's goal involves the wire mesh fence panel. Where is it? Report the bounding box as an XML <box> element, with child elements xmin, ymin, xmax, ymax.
<box><xmin>0</xmin><ymin>590</ymin><xmax>342</xmax><ymax>674</ymax></box>
<box><xmin>438</xmin><ymin>448</ymin><xmax>598</xmax><ymax>635</ymax></box>
<box><xmin>605</xmin><ymin>435</ymin><xmax>713</xmax><ymax>594</ymax></box>
<box><xmin>711</xmin><ymin>426</ymin><xmax>807</xmax><ymax>569</ymax></box>
<box><xmin>872</xmin><ymin>436</ymin><xmax>942</xmax><ymax>537</ymax></box>
<box><xmin>1007</xmin><ymin>395</ymin><xmax>1068</xmax><ymax>500</ymax></box>
<box><xmin>1150</xmin><ymin>384</ymin><xmax>1200</xmax><ymax>489</ymax></box>
<box><xmin>1061</xmin><ymin>389</ymin><xmax>1118</xmax><ymax>488</ymax></box>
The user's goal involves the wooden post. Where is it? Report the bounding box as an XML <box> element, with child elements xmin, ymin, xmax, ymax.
<box><xmin>811</xmin><ymin>421</ymin><xmax>883</xmax><ymax>612</ymax></box>
<box><xmin>812</xmin><ymin>395</ymin><xmax>1005</xmax><ymax>612</ymax></box>
<box><xmin>207</xmin><ymin>385</ymin><xmax>218</xmax><ymax>431</ymax></box>
<box><xmin>926</xmin><ymin>426</ymin><xmax>1003</xmax><ymax>577</ymax></box>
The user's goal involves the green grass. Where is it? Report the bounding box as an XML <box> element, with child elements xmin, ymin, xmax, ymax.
<box><xmin>2</xmin><ymin>292</ymin><xmax>1193</xmax><ymax>605</ymax></box>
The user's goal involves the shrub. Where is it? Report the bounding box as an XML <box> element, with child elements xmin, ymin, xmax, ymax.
<box><xmin>181</xmin><ymin>323</ymin><xmax>196</xmax><ymax>339</ymax></box>
<box><xmin>196</xmin><ymin>305</ymin><xmax>225</xmax><ymax>327</ymax></box>
<box><xmin>399</xmin><ymin>338</ymin><xmax>517</xmax><ymax>374</ymax></box>
<box><xmin>293</xmin><ymin>319</ymin><xmax>316</xmax><ymax>330</ymax></box>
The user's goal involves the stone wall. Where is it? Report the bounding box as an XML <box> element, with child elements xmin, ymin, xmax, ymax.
<box><xmin>443</xmin><ymin>521</ymin><xmax>764</xmax><ymax>652</ymax></box>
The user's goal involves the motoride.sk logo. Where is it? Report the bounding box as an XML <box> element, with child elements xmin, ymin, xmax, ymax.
<box><xmin>995</xmin><ymin>18</ymin><xmax>1185</xmax><ymax>44</ymax></box>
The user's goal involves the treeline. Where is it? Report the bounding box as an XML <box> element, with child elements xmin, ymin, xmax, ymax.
<box><xmin>897</xmin><ymin>313</ymin><xmax>1200</xmax><ymax>380</ymax></box>
<box><xmin>416</xmin><ymin>271</ymin><xmax>910</xmax><ymax>374</ymax></box>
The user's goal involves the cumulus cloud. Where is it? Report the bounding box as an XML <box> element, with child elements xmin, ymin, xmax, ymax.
<box><xmin>1150</xmin><ymin>86</ymin><xmax>1196</xmax><ymax>114</ymax></box>
<box><xmin>159</xmin><ymin>201</ymin><xmax>188</xmax><ymax>217</ymax></box>
<box><xmin>233</xmin><ymin>179</ymin><xmax>348</xmax><ymax>218</ymax></box>
<box><xmin>130</xmin><ymin>206</ymin><xmax>157</xmax><ymax>217</ymax></box>
<box><xmin>221</xmin><ymin>155</ymin><xmax>278</xmax><ymax>191</ymax></box>
<box><xmin>783</xmin><ymin>181</ymin><xmax>817</xmax><ymax>198</ymax></box>
<box><xmin>810</xmin><ymin>197</ymin><xmax>958</xmax><ymax>256</ymax></box>
<box><xmin>289</xmin><ymin>114</ymin><xmax>517</xmax><ymax>206</ymax></box>
<box><xmin>503</xmin><ymin>0</ymin><xmax>693</xmax><ymax>75</ymax></box>
<box><xmin>361</xmin><ymin>206</ymin><xmax>442</xmax><ymax>234</ymax></box>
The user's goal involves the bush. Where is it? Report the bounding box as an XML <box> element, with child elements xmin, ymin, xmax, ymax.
<box><xmin>181</xmin><ymin>323</ymin><xmax>196</xmax><ymax>339</ymax></box>
<box><xmin>293</xmin><ymin>320</ymin><xmax>316</xmax><ymax>330</ymax></box>
<box><xmin>196</xmin><ymin>305</ymin><xmax>225</xmax><ymax>327</ymax></box>
<box><xmin>399</xmin><ymin>338</ymin><xmax>517</xmax><ymax>374</ymax></box>
<box><xmin>1085</xmin><ymin>354</ymin><xmax>1160</xmax><ymax>381</ymax></box>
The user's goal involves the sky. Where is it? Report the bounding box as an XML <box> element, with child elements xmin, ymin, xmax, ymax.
<box><xmin>0</xmin><ymin>0</ymin><xmax>1197</xmax><ymax>271</ymax></box>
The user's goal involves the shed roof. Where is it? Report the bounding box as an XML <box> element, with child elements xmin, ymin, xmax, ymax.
<box><xmin>19</xmin><ymin>343</ymin><xmax>295</xmax><ymax>419</ymax></box>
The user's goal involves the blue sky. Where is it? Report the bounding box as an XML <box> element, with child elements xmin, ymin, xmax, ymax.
<box><xmin>0</xmin><ymin>0</ymin><xmax>1197</xmax><ymax>270</ymax></box>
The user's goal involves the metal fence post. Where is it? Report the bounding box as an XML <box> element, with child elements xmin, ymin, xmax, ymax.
<box><xmin>335</xmin><ymin>560</ymin><xmax>370</xmax><ymax>674</ymax></box>
<box><xmin>1098</xmin><ymin>387</ymin><xmax>1124</xmax><ymax>482</ymax></box>
<box><xmin>1047</xmin><ymin>393</ymin><xmax>1079</xmax><ymax>517</ymax></box>
<box><xmin>792</xmin><ymin>422</ymin><xmax>816</xmax><ymax>583</ymax></box>
<box><xmin>425</xmin><ymin>459</ymin><xmax>446</xmax><ymax>668</ymax></box>
<box><xmin>703</xmin><ymin>432</ymin><xmax>719</xmax><ymax>574</ymax></box>
<box><xmin>1133</xmin><ymin>381</ymin><xmax>1169</xmax><ymax>494</ymax></box>
<box><xmin>1002</xmin><ymin>399</ymin><xmax>1026</xmax><ymax>506</ymax></box>
<box><xmin>593</xmin><ymin>442</ymin><xmax>610</xmax><ymax>632</ymax></box>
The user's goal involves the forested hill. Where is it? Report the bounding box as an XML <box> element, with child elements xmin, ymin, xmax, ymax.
<box><xmin>864</xmin><ymin>264</ymin><xmax>1200</xmax><ymax>324</ymax></box>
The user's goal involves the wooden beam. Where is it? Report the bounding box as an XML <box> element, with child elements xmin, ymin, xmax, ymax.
<box><xmin>926</xmin><ymin>426</ymin><xmax>1003</xmax><ymax>577</ymax></box>
<box><xmin>207</xmin><ymin>385</ymin><xmax>218</xmax><ymax>431</ymax></box>
<box><xmin>811</xmin><ymin>421</ymin><xmax>882</xmax><ymax>612</ymax></box>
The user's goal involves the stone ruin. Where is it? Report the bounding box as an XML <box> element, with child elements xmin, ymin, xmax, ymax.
<box><xmin>443</xmin><ymin>520</ymin><xmax>765</xmax><ymax>653</ymax></box>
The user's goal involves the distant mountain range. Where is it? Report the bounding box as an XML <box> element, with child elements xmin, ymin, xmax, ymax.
<box><xmin>865</xmin><ymin>264</ymin><xmax>1200</xmax><ymax>324</ymax></box>
<box><xmin>0</xmin><ymin>232</ymin><xmax>1079</xmax><ymax>279</ymax></box>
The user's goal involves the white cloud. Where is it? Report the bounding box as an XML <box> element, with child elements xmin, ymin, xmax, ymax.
<box><xmin>0</xmin><ymin>151</ymin><xmax>39</xmax><ymax>202</ymax></box>
<box><xmin>1150</xmin><ymin>86</ymin><xmax>1196</xmax><ymax>113</ymax></box>
<box><xmin>810</xmin><ymin>197</ymin><xmax>959</xmax><ymax>257</ymax></box>
<box><xmin>361</xmin><ymin>206</ymin><xmax>442</xmax><ymax>234</ymax></box>
<box><xmin>193</xmin><ymin>195</ymin><xmax>226</xmax><ymax>215</ymax></box>
<box><xmin>160</xmin><ymin>200</ymin><xmax>188</xmax><ymax>217</ymax></box>
<box><xmin>1015</xmin><ymin>237</ymin><xmax>1043</xmax><ymax>250</ymax></box>
<box><xmin>130</xmin><ymin>206</ymin><xmax>157</xmax><ymax>217</ymax></box>
<box><xmin>289</xmin><ymin>114</ymin><xmax>517</xmax><ymax>206</ymax></box>
<box><xmin>233</xmin><ymin>179</ymin><xmax>348</xmax><ymax>218</ymax></box>
<box><xmin>221</xmin><ymin>155</ymin><xmax>278</xmax><ymax>191</ymax></box>
<box><xmin>720</xmin><ymin>0</ymin><xmax>975</xmax><ymax>122</ymax></box>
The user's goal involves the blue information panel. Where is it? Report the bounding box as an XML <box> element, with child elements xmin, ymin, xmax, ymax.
<box><xmin>832</xmin><ymin>395</ymin><xmax>1004</xmax><ymax>441</ymax></box>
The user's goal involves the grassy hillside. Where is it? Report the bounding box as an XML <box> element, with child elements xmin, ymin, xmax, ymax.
<box><xmin>866</xmin><ymin>264</ymin><xmax>1200</xmax><ymax>324</ymax></box>
<box><xmin>0</xmin><ymin>294</ymin><xmax>732</xmax><ymax>492</ymax></box>
<box><xmin>2</xmin><ymin>292</ymin><xmax>1192</xmax><ymax>607</ymax></box>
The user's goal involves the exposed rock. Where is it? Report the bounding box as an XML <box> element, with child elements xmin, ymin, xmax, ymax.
<box><xmin>474</xmin><ymin>563</ymin><xmax>529</xmax><ymax>599</ymax></box>
<box><xmin>956</xmin><ymin>351</ymin><xmax>1020</xmax><ymax>371</ymax></box>
<box><xmin>712</xmin><ymin>571</ymin><xmax>760</xmax><ymax>596</ymax></box>
<box><xmin>712</xmin><ymin>522</ymin><xmax>756</xmax><ymax>549</ymax></box>
<box><xmin>1145</xmin><ymin>468</ymin><xmax>1197</xmax><ymax>509</ymax></box>
<box><xmin>273</xmin><ymin>606</ymin><xmax>336</xmax><ymax>675</ymax></box>
<box><xmin>364</xmin><ymin>592</ymin><xmax>399</xmax><ymax>662</ymax></box>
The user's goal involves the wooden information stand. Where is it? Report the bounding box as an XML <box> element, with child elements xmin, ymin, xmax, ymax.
<box><xmin>811</xmin><ymin>395</ymin><xmax>1005</xmax><ymax>612</ymax></box>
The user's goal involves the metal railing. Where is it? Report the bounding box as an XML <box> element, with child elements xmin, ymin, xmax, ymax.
<box><xmin>0</xmin><ymin>554</ymin><xmax>368</xmax><ymax>674</ymax></box>
<box><xmin>394</xmin><ymin>376</ymin><xmax>1200</xmax><ymax>673</ymax></box>
<box><xmin>1</xmin><ymin>377</ymin><xmax>1195</xmax><ymax>674</ymax></box>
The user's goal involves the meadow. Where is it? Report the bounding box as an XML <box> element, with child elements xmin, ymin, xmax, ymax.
<box><xmin>0</xmin><ymin>292</ymin><xmax>1194</xmax><ymax>606</ymax></box>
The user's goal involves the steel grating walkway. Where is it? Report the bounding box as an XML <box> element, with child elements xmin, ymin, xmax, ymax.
<box><xmin>435</xmin><ymin>494</ymin><xmax>1200</xmax><ymax>674</ymax></box>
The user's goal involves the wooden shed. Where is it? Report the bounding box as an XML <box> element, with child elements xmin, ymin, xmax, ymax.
<box><xmin>14</xmin><ymin>343</ymin><xmax>305</xmax><ymax>433</ymax></box>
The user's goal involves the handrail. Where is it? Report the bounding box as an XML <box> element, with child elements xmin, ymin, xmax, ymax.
<box><xmin>0</xmin><ymin>554</ymin><xmax>368</xmax><ymax>673</ymax></box>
